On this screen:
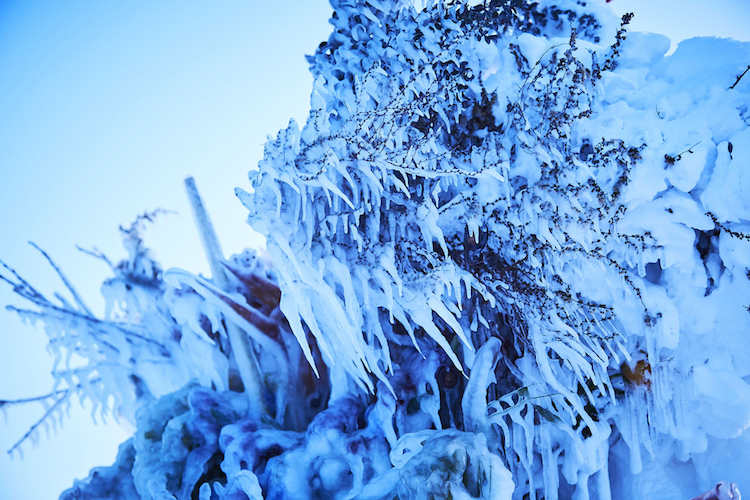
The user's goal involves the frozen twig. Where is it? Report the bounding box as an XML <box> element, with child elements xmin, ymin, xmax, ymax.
<box><xmin>5</xmin><ymin>303</ymin><xmax>164</xmax><ymax>351</ymax></box>
<box><xmin>729</xmin><ymin>65</ymin><xmax>749</xmax><ymax>90</ymax></box>
<box><xmin>2</xmin><ymin>250</ymin><xmax>164</xmax><ymax>350</ymax></box>
<box><xmin>6</xmin><ymin>389</ymin><xmax>71</xmax><ymax>456</ymax></box>
<box><xmin>0</xmin><ymin>388</ymin><xmax>70</xmax><ymax>408</ymax></box>
<box><xmin>76</xmin><ymin>245</ymin><xmax>115</xmax><ymax>270</ymax></box>
<box><xmin>28</xmin><ymin>242</ymin><xmax>94</xmax><ymax>317</ymax></box>
<box><xmin>0</xmin><ymin>259</ymin><xmax>48</xmax><ymax>305</ymax></box>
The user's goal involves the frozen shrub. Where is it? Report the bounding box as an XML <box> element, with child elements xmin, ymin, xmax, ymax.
<box><xmin>3</xmin><ymin>0</ymin><xmax>750</xmax><ymax>498</ymax></box>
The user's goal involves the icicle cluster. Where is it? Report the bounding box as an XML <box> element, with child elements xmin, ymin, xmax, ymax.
<box><xmin>242</xmin><ymin>0</ymin><xmax>622</xmax><ymax>496</ymax></box>
<box><xmin>241</xmin><ymin>0</ymin><xmax>750</xmax><ymax>498</ymax></box>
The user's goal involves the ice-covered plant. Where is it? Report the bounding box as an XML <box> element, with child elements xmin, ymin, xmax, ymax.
<box><xmin>1</xmin><ymin>212</ymin><xmax>192</xmax><ymax>456</ymax></box>
<box><xmin>4</xmin><ymin>0</ymin><xmax>750</xmax><ymax>498</ymax></box>
<box><xmin>242</xmin><ymin>0</ymin><xmax>750</xmax><ymax>497</ymax></box>
<box><xmin>242</xmin><ymin>0</ymin><xmax>638</xmax><ymax>496</ymax></box>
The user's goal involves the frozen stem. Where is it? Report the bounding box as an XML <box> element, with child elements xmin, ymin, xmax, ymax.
<box><xmin>28</xmin><ymin>242</ymin><xmax>94</xmax><ymax>317</ymax></box>
<box><xmin>729</xmin><ymin>65</ymin><xmax>749</xmax><ymax>90</ymax></box>
<box><xmin>6</xmin><ymin>389</ymin><xmax>71</xmax><ymax>456</ymax></box>
<box><xmin>184</xmin><ymin>177</ymin><xmax>266</xmax><ymax>416</ymax></box>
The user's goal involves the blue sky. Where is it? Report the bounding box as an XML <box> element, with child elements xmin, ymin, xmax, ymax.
<box><xmin>0</xmin><ymin>0</ymin><xmax>748</xmax><ymax>498</ymax></box>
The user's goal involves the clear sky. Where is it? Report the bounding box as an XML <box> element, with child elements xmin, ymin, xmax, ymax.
<box><xmin>0</xmin><ymin>0</ymin><xmax>748</xmax><ymax>498</ymax></box>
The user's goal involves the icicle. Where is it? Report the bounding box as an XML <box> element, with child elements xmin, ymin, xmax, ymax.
<box><xmin>476</xmin><ymin>306</ymin><xmax>490</xmax><ymax>330</ymax></box>
<box><xmin>373</xmin><ymin>268</ymin><xmax>395</xmax><ymax>322</ymax></box>
<box><xmin>391</xmin><ymin>170</ymin><xmax>410</xmax><ymax>197</ymax></box>
<box><xmin>306</xmin><ymin>196</ymin><xmax>315</xmax><ymax>246</ymax></box>
<box><xmin>388</xmin><ymin>210</ymin><xmax>396</xmax><ymax>245</ymax></box>
<box><xmin>270</xmin><ymin>180</ymin><xmax>284</xmax><ymax>218</ymax></box>
<box><xmin>625</xmin><ymin>395</ymin><xmax>643</xmax><ymax>474</ymax></box>
<box><xmin>540</xmin><ymin>424</ymin><xmax>559</xmax><ymax>500</ymax></box>
<box><xmin>428</xmin><ymin>296</ymin><xmax>472</xmax><ymax>350</ymax></box>
<box><xmin>462</xmin><ymin>337</ymin><xmax>502</xmax><ymax>433</ymax></box>
<box><xmin>319</xmin><ymin>172</ymin><xmax>354</xmax><ymax>210</ymax></box>
<box><xmin>379</xmin><ymin>247</ymin><xmax>402</xmax><ymax>297</ymax></box>
<box><xmin>350</xmin><ymin>224</ymin><xmax>364</xmax><ymax>253</ymax></box>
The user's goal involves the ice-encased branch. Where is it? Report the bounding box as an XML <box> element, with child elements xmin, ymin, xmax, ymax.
<box><xmin>28</xmin><ymin>241</ymin><xmax>94</xmax><ymax>317</ymax></box>
<box><xmin>5</xmin><ymin>388</ymin><xmax>71</xmax><ymax>456</ymax></box>
<box><xmin>184</xmin><ymin>177</ymin><xmax>266</xmax><ymax>417</ymax></box>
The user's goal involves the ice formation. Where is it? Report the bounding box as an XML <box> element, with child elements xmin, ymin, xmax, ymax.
<box><xmin>2</xmin><ymin>0</ymin><xmax>750</xmax><ymax>498</ymax></box>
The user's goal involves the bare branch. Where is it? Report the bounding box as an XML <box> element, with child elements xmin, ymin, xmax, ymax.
<box><xmin>5</xmin><ymin>304</ymin><xmax>164</xmax><ymax>351</ymax></box>
<box><xmin>0</xmin><ymin>259</ymin><xmax>50</xmax><ymax>305</ymax></box>
<box><xmin>730</xmin><ymin>65</ymin><xmax>750</xmax><ymax>90</ymax></box>
<box><xmin>76</xmin><ymin>245</ymin><xmax>115</xmax><ymax>270</ymax></box>
<box><xmin>29</xmin><ymin>242</ymin><xmax>94</xmax><ymax>317</ymax></box>
<box><xmin>0</xmin><ymin>386</ymin><xmax>79</xmax><ymax>408</ymax></box>
<box><xmin>6</xmin><ymin>390</ymin><xmax>70</xmax><ymax>456</ymax></box>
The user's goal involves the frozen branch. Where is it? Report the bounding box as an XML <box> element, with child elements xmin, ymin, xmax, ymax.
<box><xmin>29</xmin><ymin>242</ymin><xmax>94</xmax><ymax>317</ymax></box>
<box><xmin>76</xmin><ymin>245</ymin><xmax>115</xmax><ymax>270</ymax></box>
<box><xmin>184</xmin><ymin>177</ymin><xmax>266</xmax><ymax>416</ymax></box>
<box><xmin>729</xmin><ymin>65</ymin><xmax>749</xmax><ymax>90</ymax></box>
<box><xmin>6</xmin><ymin>389</ymin><xmax>71</xmax><ymax>456</ymax></box>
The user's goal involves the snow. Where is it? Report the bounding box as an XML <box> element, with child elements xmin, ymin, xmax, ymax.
<box><xmin>702</xmin><ymin>130</ymin><xmax>750</xmax><ymax>222</ymax></box>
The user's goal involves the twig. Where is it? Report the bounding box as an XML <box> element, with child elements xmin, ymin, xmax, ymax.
<box><xmin>28</xmin><ymin>242</ymin><xmax>94</xmax><ymax>317</ymax></box>
<box><xmin>664</xmin><ymin>141</ymin><xmax>701</xmax><ymax>166</ymax></box>
<box><xmin>5</xmin><ymin>304</ymin><xmax>164</xmax><ymax>350</ymax></box>
<box><xmin>730</xmin><ymin>65</ymin><xmax>750</xmax><ymax>90</ymax></box>
<box><xmin>0</xmin><ymin>388</ymin><xmax>70</xmax><ymax>408</ymax></box>
<box><xmin>6</xmin><ymin>390</ymin><xmax>70</xmax><ymax>456</ymax></box>
<box><xmin>76</xmin><ymin>246</ymin><xmax>115</xmax><ymax>270</ymax></box>
<box><xmin>119</xmin><ymin>208</ymin><xmax>175</xmax><ymax>234</ymax></box>
<box><xmin>0</xmin><ymin>259</ymin><xmax>49</xmax><ymax>305</ymax></box>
